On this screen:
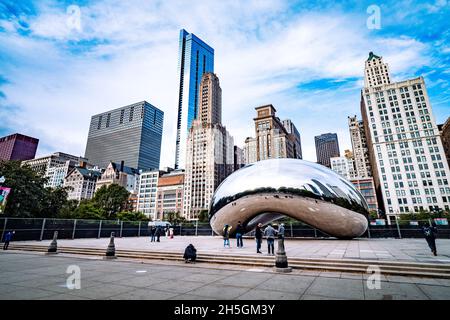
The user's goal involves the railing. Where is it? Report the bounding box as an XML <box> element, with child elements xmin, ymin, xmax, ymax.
<box><xmin>0</xmin><ymin>217</ymin><xmax>449</xmax><ymax>242</ymax></box>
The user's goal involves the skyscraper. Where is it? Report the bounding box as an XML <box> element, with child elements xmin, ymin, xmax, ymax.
<box><xmin>183</xmin><ymin>73</ymin><xmax>234</xmax><ymax>220</ymax></box>
<box><xmin>348</xmin><ymin>115</ymin><xmax>372</xmax><ymax>178</ymax></box>
<box><xmin>244</xmin><ymin>105</ymin><xmax>297</xmax><ymax>163</ymax></box>
<box><xmin>440</xmin><ymin>117</ymin><xmax>450</xmax><ymax>168</ymax></box>
<box><xmin>315</xmin><ymin>133</ymin><xmax>340</xmax><ymax>168</ymax></box>
<box><xmin>282</xmin><ymin>119</ymin><xmax>303</xmax><ymax>159</ymax></box>
<box><xmin>175</xmin><ymin>29</ymin><xmax>214</xmax><ymax>169</ymax></box>
<box><xmin>0</xmin><ymin>133</ymin><xmax>39</xmax><ymax>161</ymax></box>
<box><xmin>360</xmin><ymin>52</ymin><xmax>450</xmax><ymax>221</ymax></box>
<box><xmin>364</xmin><ymin>51</ymin><xmax>391</xmax><ymax>88</ymax></box>
<box><xmin>85</xmin><ymin>101</ymin><xmax>163</xmax><ymax>170</ymax></box>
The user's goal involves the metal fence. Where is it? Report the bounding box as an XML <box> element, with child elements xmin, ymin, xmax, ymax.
<box><xmin>1</xmin><ymin>217</ymin><xmax>449</xmax><ymax>242</ymax></box>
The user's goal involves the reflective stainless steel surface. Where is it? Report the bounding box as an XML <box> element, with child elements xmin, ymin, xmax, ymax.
<box><xmin>209</xmin><ymin>159</ymin><xmax>369</xmax><ymax>239</ymax></box>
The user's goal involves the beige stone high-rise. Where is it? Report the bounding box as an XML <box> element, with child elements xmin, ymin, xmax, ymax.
<box><xmin>348</xmin><ymin>115</ymin><xmax>372</xmax><ymax>178</ymax></box>
<box><xmin>199</xmin><ymin>72</ymin><xmax>222</xmax><ymax>125</ymax></box>
<box><xmin>244</xmin><ymin>105</ymin><xmax>298</xmax><ymax>163</ymax></box>
<box><xmin>360</xmin><ymin>52</ymin><xmax>450</xmax><ymax>221</ymax></box>
<box><xmin>183</xmin><ymin>73</ymin><xmax>234</xmax><ymax>220</ymax></box>
<box><xmin>364</xmin><ymin>52</ymin><xmax>391</xmax><ymax>88</ymax></box>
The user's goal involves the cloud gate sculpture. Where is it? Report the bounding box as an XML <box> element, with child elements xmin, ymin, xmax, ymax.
<box><xmin>209</xmin><ymin>159</ymin><xmax>369</xmax><ymax>239</ymax></box>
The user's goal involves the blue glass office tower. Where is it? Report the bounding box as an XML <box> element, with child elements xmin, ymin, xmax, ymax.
<box><xmin>175</xmin><ymin>29</ymin><xmax>214</xmax><ymax>169</ymax></box>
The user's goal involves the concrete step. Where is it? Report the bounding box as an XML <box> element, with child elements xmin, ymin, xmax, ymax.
<box><xmin>8</xmin><ymin>244</ymin><xmax>450</xmax><ymax>279</ymax></box>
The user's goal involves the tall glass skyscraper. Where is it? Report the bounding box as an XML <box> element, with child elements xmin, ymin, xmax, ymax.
<box><xmin>85</xmin><ymin>101</ymin><xmax>164</xmax><ymax>171</ymax></box>
<box><xmin>315</xmin><ymin>133</ymin><xmax>340</xmax><ymax>168</ymax></box>
<box><xmin>174</xmin><ymin>29</ymin><xmax>214</xmax><ymax>169</ymax></box>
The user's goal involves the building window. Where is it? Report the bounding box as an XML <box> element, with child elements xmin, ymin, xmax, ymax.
<box><xmin>97</xmin><ymin>116</ymin><xmax>102</xmax><ymax>129</ymax></box>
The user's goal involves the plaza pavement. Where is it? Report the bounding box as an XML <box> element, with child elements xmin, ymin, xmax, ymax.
<box><xmin>15</xmin><ymin>235</ymin><xmax>450</xmax><ymax>263</ymax></box>
<box><xmin>1</xmin><ymin>250</ymin><xmax>450</xmax><ymax>300</ymax></box>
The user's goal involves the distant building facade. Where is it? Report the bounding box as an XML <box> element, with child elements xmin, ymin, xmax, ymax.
<box><xmin>244</xmin><ymin>105</ymin><xmax>299</xmax><ymax>163</ymax></box>
<box><xmin>137</xmin><ymin>170</ymin><xmax>163</xmax><ymax>219</ymax></box>
<box><xmin>64</xmin><ymin>165</ymin><xmax>102</xmax><ymax>201</ymax></box>
<box><xmin>95</xmin><ymin>161</ymin><xmax>139</xmax><ymax>193</ymax></box>
<box><xmin>330</xmin><ymin>156</ymin><xmax>356</xmax><ymax>180</ymax></box>
<box><xmin>243</xmin><ymin>137</ymin><xmax>257</xmax><ymax>164</ymax></box>
<box><xmin>85</xmin><ymin>101</ymin><xmax>163</xmax><ymax>171</ymax></box>
<box><xmin>183</xmin><ymin>73</ymin><xmax>234</xmax><ymax>220</ymax></box>
<box><xmin>23</xmin><ymin>152</ymin><xmax>87</xmax><ymax>188</ymax></box>
<box><xmin>0</xmin><ymin>133</ymin><xmax>39</xmax><ymax>161</ymax></box>
<box><xmin>360</xmin><ymin>52</ymin><xmax>450</xmax><ymax>220</ymax></box>
<box><xmin>175</xmin><ymin>29</ymin><xmax>214</xmax><ymax>169</ymax></box>
<box><xmin>440</xmin><ymin>117</ymin><xmax>450</xmax><ymax>168</ymax></box>
<box><xmin>282</xmin><ymin>119</ymin><xmax>302</xmax><ymax>159</ymax></box>
<box><xmin>315</xmin><ymin>133</ymin><xmax>340</xmax><ymax>168</ymax></box>
<box><xmin>234</xmin><ymin>146</ymin><xmax>245</xmax><ymax>170</ymax></box>
<box><xmin>350</xmin><ymin>177</ymin><xmax>379</xmax><ymax>212</ymax></box>
<box><xmin>156</xmin><ymin>170</ymin><xmax>185</xmax><ymax>220</ymax></box>
<box><xmin>348</xmin><ymin>115</ymin><xmax>372</xmax><ymax>178</ymax></box>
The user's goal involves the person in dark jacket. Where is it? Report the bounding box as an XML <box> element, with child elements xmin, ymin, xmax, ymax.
<box><xmin>264</xmin><ymin>224</ymin><xmax>277</xmax><ymax>255</ymax></box>
<box><xmin>150</xmin><ymin>226</ymin><xmax>156</xmax><ymax>242</ymax></box>
<box><xmin>255</xmin><ymin>223</ymin><xmax>263</xmax><ymax>253</ymax></box>
<box><xmin>155</xmin><ymin>226</ymin><xmax>162</xmax><ymax>242</ymax></box>
<box><xmin>223</xmin><ymin>224</ymin><xmax>232</xmax><ymax>248</ymax></box>
<box><xmin>183</xmin><ymin>244</ymin><xmax>197</xmax><ymax>263</ymax></box>
<box><xmin>3</xmin><ymin>230</ymin><xmax>15</xmax><ymax>250</ymax></box>
<box><xmin>421</xmin><ymin>223</ymin><xmax>438</xmax><ymax>256</ymax></box>
<box><xmin>235</xmin><ymin>221</ymin><xmax>244</xmax><ymax>248</ymax></box>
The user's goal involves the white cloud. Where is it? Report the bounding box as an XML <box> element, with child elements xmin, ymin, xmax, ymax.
<box><xmin>0</xmin><ymin>0</ymin><xmax>435</xmax><ymax>165</ymax></box>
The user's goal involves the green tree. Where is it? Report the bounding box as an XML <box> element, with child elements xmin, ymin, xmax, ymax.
<box><xmin>91</xmin><ymin>184</ymin><xmax>129</xmax><ymax>219</ymax></box>
<box><xmin>39</xmin><ymin>186</ymin><xmax>72</xmax><ymax>218</ymax></box>
<box><xmin>117</xmin><ymin>211</ymin><xmax>149</xmax><ymax>221</ymax></box>
<box><xmin>163</xmin><ymin>211</ymin><xmax>186</xmax><ymax>224</ymax></box>
<box><xmin>58</xmin><ymin>199</ymin><xmax>80</xmax><ymax>219</ymax></box>
<box><xmin>0</xmin><ymin>160</ymin><xmax>49</xmax><ymax>217</ymax></box>
<box><xmin>198</xmin><ymin>209</ymin><xmax>209</xmax><ymax>222</ymax></box>
<box><xmin>72</xmin><ymin>200</ymin><xmax>105</xmax><ymax>220</ymax></box>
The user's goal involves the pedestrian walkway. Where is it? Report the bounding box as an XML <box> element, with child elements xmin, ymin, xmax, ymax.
<box><xmin>14</xmin><ymin>236</ymin><xmax>450</xmax><ymax>264</ymax></box>
<box><xmin>1</xmin><ymin>251</ymin><xmax>450</xmax><ymax>300</ymax></box>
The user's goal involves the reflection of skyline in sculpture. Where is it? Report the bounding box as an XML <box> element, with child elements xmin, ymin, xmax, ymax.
<box><xmin>209</xmin><ymin>159</ymin><xmax>369</xmax><ymax>239</ymax></box>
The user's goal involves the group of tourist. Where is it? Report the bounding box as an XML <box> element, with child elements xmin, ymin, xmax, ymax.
<box><xmin>148</xmin><ymin>225</ymin><xmax>174</xmax><ymax>242</ymax></box>
<box><xmin>222</xmin><ymin>221</ymin><xmax>286</xmax><ymax>255</ymax></box>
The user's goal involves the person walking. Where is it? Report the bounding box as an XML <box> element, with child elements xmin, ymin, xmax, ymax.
<box><xmin>155</xmin><ymin>226</ymin><xmax>162</xmax><ymax>242</ymax></box>
<box><xmin>223</xmin><ymin>224</ymin><xmax>232</xmax><ymax>248</ymax></box>
<box><xmin>421</xmin><ymin>222</ymin><xmax>438</xmax><ymax>256</ymax></box>
<box><xmin>169</xmin><ymin>227</ymin><xmax>174</xmax><ymax>239</ymax></box>
<box><xmin>255</xmin><ymin>223</ymin><xmax>263</xmax><ymax>253</ymax></box>
<box><xmin>278</xmin><ymin>223</ymin><xmax>286</xmax><ymax>239</ymax></box>
<box><xmin>235</xmin><ymin>221</ymin><xmax>244</xmax><ymax>248</ymax></box>
<box><xmin>2</xmin><ymin>230</ymin><xmax>15</xmax><ymax>250</ymax></box>
<box><xmin>264</xmin><ymin>224</ymin><xmax>277</xmax><ymax>255</ymax></box>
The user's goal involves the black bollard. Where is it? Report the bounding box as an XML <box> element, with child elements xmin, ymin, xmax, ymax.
<box><xmin>47</xmin><ymin>231</ymin><xmax>58</xmax><ymax>254</ymax></box>
<box><xmin>275</xmin><ymin>237</ymin><xmax>292</xmax><ymax>273</ymax></box>
<box><xmin>104</xmin><ymin>232</ymin><xmax>117</xmax><ymax>260</ymax></box>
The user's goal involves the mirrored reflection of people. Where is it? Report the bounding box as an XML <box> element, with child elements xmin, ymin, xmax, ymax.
<box><xmin>223</xmin><ymin>224</ymin><xmax>232</xmax><ymax>248</ymax></box>
<box><xmin>3</xmin><ymin>230</ymin><xmax>15</xmax><ymax>250</ymax></box>
<box><xmin>264</xmin><ymin>224</ymin><xmax>277</xmax><ymax>255</ymax></box>
<box><xmin>183</xmin><ymin>244</ymin><xmax>197</xmax><ymax>263</ymax></box>
<box><xmin>421</xmin><ymin>222</ymin><xmax>438</xmax><ymax>256</ymax></box>
<box><xmin>235</xmin><ymin>221</ymin><xmax>244</xmax><ymax>248</ymax></box>
<box><xmin>255</xmin><ymin>223</ymin><xmax>263</xmax><ymax>254</ymax></box>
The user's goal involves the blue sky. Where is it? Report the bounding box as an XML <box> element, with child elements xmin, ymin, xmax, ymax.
<box><xmin>0</xmin><ymin>0</ymin><xmax>449</xmax><ymax>167</ymax></box>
